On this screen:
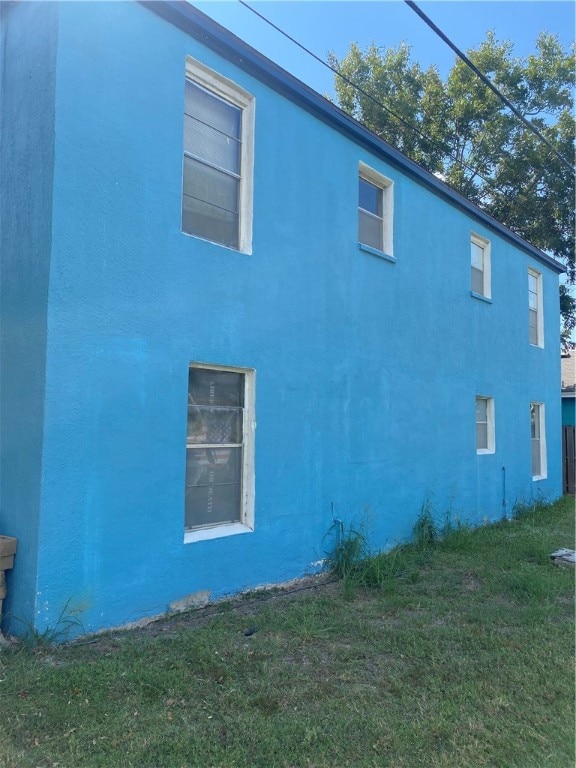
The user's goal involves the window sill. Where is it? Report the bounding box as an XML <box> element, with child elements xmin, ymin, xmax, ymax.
<box><xmin>358</xmin><ymin>242</ymin><xmax>396</xmax><ymax>263</ymax></box>
<box><xmin>476</xmin><ymin>448</ymin><xmax>495</xmax><ymax>455</ymax></box>
<box><xmin>184</xmin><ymin>522</ymin><xmax>253</xmax><ymax>544</ymax></box>
<box><xmin>529</xmin><ymin>342</ymin><xmax>544</xmax><ymax>350</ymax></box>
<box><xmin>181</xmin><ymin>228</ymin><xmax>252</xmax><ymax>256</ymax></box>
<box><xmin>532</xmin><ymin>474</ymin><xmax>547</xmax><ymax>482</ymax></box>
<box><xmin>470</xmin><ymin>291</ymin><xmax>492</xmax><ymax>304</ymax></box>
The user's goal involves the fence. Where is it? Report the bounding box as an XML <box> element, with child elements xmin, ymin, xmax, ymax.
<box><xmin>562</xmin><ymin>425</ymin><xmax>575</xmax><ymax>494</ymax></box>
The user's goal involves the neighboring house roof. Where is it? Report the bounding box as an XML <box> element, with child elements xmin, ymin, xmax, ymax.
<box><xmin>561</xmin><ymin>351</ymin><xmax>576</xmax><ymax>394</ymax></box>
<box><xmin>143</xmin><ymin>0</ymin><xmax>564</xmax><ymax>275</ymax></box>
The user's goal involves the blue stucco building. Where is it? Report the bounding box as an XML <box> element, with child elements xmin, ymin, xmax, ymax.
<box><xmin>0</xmin><ymin>0</ymin><xmax>564</xmax><ymax>638</ymax></box>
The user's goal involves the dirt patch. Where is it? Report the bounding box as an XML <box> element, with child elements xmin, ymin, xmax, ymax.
<box><xmin>67</xmin><ymin>573</ymin><xmax>340</xmax><ymax>654</ymax></box>
<box><xmin>463</xmin><ymin>574</ymin><xmax>483</xmax><ymax>592</ymax></box>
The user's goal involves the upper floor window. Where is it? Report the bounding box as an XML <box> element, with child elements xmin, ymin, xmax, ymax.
<box><xmin>470</xmin><ymin>233</ymin><xmax>491</xmax><ymax>299</ymax></box>
<box><xmin>476</xmin><ymin>396</ymin><xmax>495</xmax><ymax>454</ymax></box>
<box><xmin>358</xmin><ymin>163</ymin><xmax>393</xmax><ymax>257</ymax></box>
<box><xmin>528</xmin><ymin>268</ymin><xmax>543</xmax><ymax>347</ymax></box>
<box><xmin>182</xmin><ymin>58</ymin><xmax>255</xmax><ymax>253</ymax></box>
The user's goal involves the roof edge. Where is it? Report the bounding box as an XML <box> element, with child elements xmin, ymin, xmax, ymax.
<box><xmin>141</xmin><ymin>0</ymin><xmax>564</xmax><ymax>275</ymax></box>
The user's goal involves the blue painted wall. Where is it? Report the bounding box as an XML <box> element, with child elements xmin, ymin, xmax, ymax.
<box><xmin>0</xmin><ymin>0</ymin><xmax>58</xmax><ymax>633</ymax></box>
<box><xmin>1</xmin><ymin>1</ymin><xmax>562</xmax><ymax>637</ymax></box>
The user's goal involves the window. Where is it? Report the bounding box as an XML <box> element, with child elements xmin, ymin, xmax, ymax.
<box><xmin>358</xmin><ymin>163</ymin><xmax>393</xmax><ymax>256</ymax></box>
<box><xmin>528</xmin><ymin>269</ymin><xmax>543</xmax><ymax>347</ymax></box>
<box><xmin>185</xmin><ymin>363</ymin><xmax>255</xmax><ymax>542</ymax></box>
<box><xmin>476</xmin><ymin>396</ymin><xmax>495</xmax><ymax>453</ymax></box>
<box><xmin>470</xmin><ymin>233</ymin><xmax>491</xmax><ymax>299</ymax></box>
<box><xmin>530</xmin><ymin>402</ymin><xmax>547</xmax><ymax>479</ymax></box>
<box><xmin>182</xmin><ymin>58</ymin><xmax>255</xmax><ymax>253</ymax></box>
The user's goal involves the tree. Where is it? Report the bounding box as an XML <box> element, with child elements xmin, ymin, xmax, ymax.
<box><xmin>328</xmin><ymin>33</ymin><xmax>575</xmax><ymax>347</ymax></box>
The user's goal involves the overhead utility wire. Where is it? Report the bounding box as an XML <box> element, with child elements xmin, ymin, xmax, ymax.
<box><xmin>238</xmin><ymin>1</ymin><xmax>434</xmax><ymax>145</ymax></box>
<box><xmin>236</xmin><ymin>0</ymin><xmax>569</xmax><ymax>203</ymax></box>
<box><xmin>404</xmin><ymin>0</ymin><xmax>575</xmax><ymax>174</ymax></box>
<box><xmin>236</xmin><ymin>0</ymin><xmax>502</xmax><ymax>192</ymax></box>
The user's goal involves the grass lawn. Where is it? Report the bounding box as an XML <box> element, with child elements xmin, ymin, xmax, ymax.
<box><xmin>0</xmin><ymin>496</ymin><xmax>574</xmax><ymax>768</ymax></box>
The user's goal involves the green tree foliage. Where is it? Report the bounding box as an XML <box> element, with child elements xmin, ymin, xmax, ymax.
<box><xmin>329</xmin><ymin>33</ymin><xmax>575</xmax><ymax>346</ymax></box>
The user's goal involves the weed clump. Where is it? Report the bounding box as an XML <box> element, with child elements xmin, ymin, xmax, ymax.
<box><xmin>413</xmin><ymin>501</ymin><xmax>438</xmax><ymax>550</ymax></box>
<box><xmin>326</xmin><ymin>496</ymin><xmax>565</xmax><ymax>598</ymax></box>
<box><xmin>16</xmin><ymin>598</ymin><xmax>84</xmax><ymax>649</ymax></box>
<box><xmin>511</xmin><ymin>493</ymin><xmax>556</xmax><ymax>523</ymax></box>
<box><xmin>325</xmin><ymin>526</ymin><xmax>412</xmax><ymax>597</ymax></box>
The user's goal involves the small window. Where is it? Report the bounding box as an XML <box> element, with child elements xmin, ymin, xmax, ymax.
<box><xmin>182</xmin><ymin>58</ymin><xmax>255</xmax><ymax>253</ymax></box>
<box><xmin>530</xmin><ymin>402</ymin><xmax>547</xmax><ymax>479</ymax></box>
<box><xmin>358</xmin><ymin>163</ymin><xmax>393</xmax><ymax>256</ymax></box>
<box><xmin>476</xmin><ymin>396</ymin><xmax>495</xmax><ymax>453</ymax></box>
<box><xmin>471</xmin><ymin>233</ymin><xmax>491</xmax><ymax>299</ymax></box>
<box><xmin>185</xmin><ymin>363</ymin><xmax>255</xmax><ymax>541</ymax></box>
<box><xmin>528</xmin><ymin>269</ymin><xmax>543</xmax><ymax>347</ymax></box>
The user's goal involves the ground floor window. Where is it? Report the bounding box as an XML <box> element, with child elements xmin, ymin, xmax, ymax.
<box><xmin>185</xmin><ymin>363</ymin><xmax>255</xmax><ymax>539</ymax></box>
<box><xmin>530</xmin><ymin>402</ymin><xmax>547</xmax><ymax>479</ymax></box>
<box><xmin>476</xmin><ymin>396</ymin><xmax>495</xmax><ymax>453</ymax></box>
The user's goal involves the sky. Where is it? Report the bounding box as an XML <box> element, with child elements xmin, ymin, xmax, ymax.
<box><xmin>192</xmin><ymin>1</ymin><xmax>575</xmax><ymax>99</ymax></box>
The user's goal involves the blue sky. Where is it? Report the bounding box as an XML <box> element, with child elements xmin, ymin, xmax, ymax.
<box><xmin>193</xmin><ymin>1</ymin><xmax>575</xmax><ymax>98</ymax></box>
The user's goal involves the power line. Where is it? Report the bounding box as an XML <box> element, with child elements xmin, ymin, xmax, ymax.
<box><xmin>236</xmin><ymin>0</ymin><xmax>570</xmax><ymax>205</ymax></box>
<box><xmin>237</xmin><ymin>0</ymin><xmax>506</xmax><ymax>196</ymax></box>
<box><xmin>238</xmin><ymin>1</ymin><xmax>440</xmax><ymax>149</ymax></box>
<box><xmin>404</xmin><ymin>0</ymin><xmax>575</xmax><ymax>174</ymax></box>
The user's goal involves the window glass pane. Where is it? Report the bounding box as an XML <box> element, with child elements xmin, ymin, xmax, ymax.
<box><xmin>528</xmin><ymin>272</ymin><xmax>538</xmax><ymax>295</ymax></box>
<box><xmin>358</xmin><ymin>209</ymin><xmax>383</xmax><ymax>250</ymax></box>
<box><xmin>529</xmin><ymin>310</ymin><xmax>538</xmax><ymax>344</ymax></box>
<box><xmin>185</xmin><ymin>482</ymin><xmax>242</xmax><ymax>528</ymax></box>
<box><xmin>476</xmin><ymin>423</ymin><xmax>488</xmax><ymax>450</ymax></box>
<box><xmin>530</xmin><ymin>405</ymin><xmax>540</xmax><ymax>438</ymax></box>
<box><xmin>185</xmin><ymin>80</ymin><xmax>241</xmax><ymax>139</ymax></box>
<box><xmin>183</xmin><ymin>194</ymin><xmax>239</xmax><ymax>248</ymax></box>
<box><xmin>359</xmin><ymin>177</ymin><xmax>382</xmax><ymax>216</ymax></box>
<box><xmin>185</xmin><ymin>446</ymin><xmax>242</xmax><ymax>527</ymax></box>
<box><xmin>531</xmin><ymin>439</ymin><xmax>541</xmax><ymax>476</ymax></box>
<box><xmin>471</xmin><ymin>242</ymin><xmax>484</xmax><ymax>270</ymax></box>
<box><xmin>529</xmin><ymin>289</ymin><xmax>538</xmax><ymax>310</ymax></box>
<box><xmin>471</xmin><ymin>266</ymin><xmax>484</xmax><ymax>295</ymax></box>
<box><xmin>187</xmin><ymin>406</ymin><xmax>242</xmax><ymax>444</ymax></box>
<box><xmin>476</xmin><ymin>398</ymin><xmax>487</xmax><ymax>422</ymax></box>
<box><xmin>184</xmin><ymin>116</ymin><xmax>241</xmax><ymax>175</ymax></box>
<box><xmin>183</xmin><ymin>156</ymin><xmax>239</xmax><ymax>213</ymax></box>
<box><xmin>186</xmin><ymin>446</ymin><xmax>242</xmax><ymax>489</ymax></box>
<box><xmin>188</xmin><ymin>368</ymin><xmax>244</xmax><ymax>407</ymax></box>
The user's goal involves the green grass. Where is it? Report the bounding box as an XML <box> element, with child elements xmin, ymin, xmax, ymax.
<box><xmin>0</xmin><ymin>496</ymin><xmax>574</xmax><ymax>768</ymax></box>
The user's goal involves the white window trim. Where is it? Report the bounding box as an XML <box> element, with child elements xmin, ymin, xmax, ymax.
<box><xmin>528</xmin><ymin>268</ymin><xmax>544</xmax><ymax>348</ymax></box>
<box><xmin>184</xmin><ymin>362</ymin><xmax>256</xmax><ymax>544</ymax></box>
<box><xmin>470</xmin><ymin>232</ymin><xmax>491</xmax><ymax>300</ymax></box>
<box><xmin>358</xmin><ymin>161</ymin><xmax>394</xmax><ymax>257</ymax></box>
<box><xmin>183</xmin><ymin>57</ymin><xmax>255</xmax><ymax>255</ymax></box>
<box><xmin>476</xmin><ymin>395</ymin><xmax>495</xmax><ymax>454</ymax></box>
<box><xmin>530</xmin><ymin>401</ymin><xmax>547</xmax><ymax>480</ymax></box>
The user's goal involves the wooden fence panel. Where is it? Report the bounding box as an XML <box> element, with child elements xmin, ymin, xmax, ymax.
<box><xmin>562</xmin><ymin>425</ymin><xmax>575</xmax><ymax>495</ymax></box>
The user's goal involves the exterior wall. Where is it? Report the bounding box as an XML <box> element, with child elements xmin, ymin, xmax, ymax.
<box><xmin>0</xmin><ymin>1</ymin><xmax>59</xmax><ymax>633</ymax></box>
<box><xmin>2</xmin><ymin>1</ymin><xmax>562</xmax><ymax>636</ymax></box>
